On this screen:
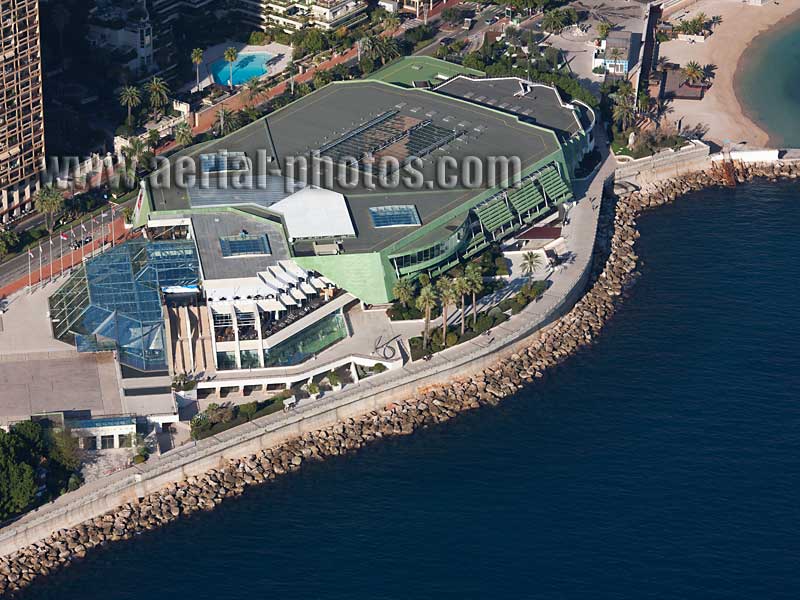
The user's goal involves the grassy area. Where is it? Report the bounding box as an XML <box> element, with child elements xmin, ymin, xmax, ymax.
<box><xmin>611</xmin><ymin>140</ymin><xmax>634</xmax><ymax>157</ymax></box>
<box><xmin>191</xmin><ymin>395</ymin><xmax>288</xmax><ymax>440</ymax></box>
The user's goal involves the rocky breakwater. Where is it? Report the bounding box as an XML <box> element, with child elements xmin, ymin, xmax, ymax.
<box><xmin>4</xmin><ymin>160</ymin><xmax>798</xmax><ymax>596</ymax></box>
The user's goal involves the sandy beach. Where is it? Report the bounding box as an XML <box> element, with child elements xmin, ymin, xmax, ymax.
<box><xmin>659</xmin><ymin>0</ymin><xmax>800</xmax><ymax>147</ymax></box>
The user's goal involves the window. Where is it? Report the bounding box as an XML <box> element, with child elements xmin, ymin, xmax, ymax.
<box><xmin>369</xmin><ymin>205</ymin><xmax>421</xmax><ymax>228</ymax></box>
<box><xmin>219</xmin><ymin>234</ymin><xmax>271</xmax><ymax>257</ymax></box>
<box><xmin>101</xmin><ymin>435</ymin><xmax>115</xmax><ymax>450</ymax></box>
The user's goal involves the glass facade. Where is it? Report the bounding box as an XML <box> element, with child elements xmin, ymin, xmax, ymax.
<box><xmin>216</xmin><ymin>351</ymin><xmax>237</xmax><ymax>370</ymax></box>
<box><xmin>389</xmin><ymin>221</ymin><xmax>469</xmax><ymax>273</ymax></box>
<box><xmin>240</xmin><ymin>349</ymin><xmax>261</xmax><ymax>369</ymax></box>
<box><xmin>48</xmin><ymin>239</ymin><xmax>199</xmax><ymax>372</ymax></box>
<box><xmin>263</xmin><ymin>311</ymin><xmax>348</xmax><ymax>368</ymax></box>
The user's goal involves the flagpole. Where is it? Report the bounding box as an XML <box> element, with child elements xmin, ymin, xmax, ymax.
<box><xmin>38</xmin><ymin>244</ymin><xmax>43</xmax><ymax>288</ymax></box>
<box><xmin>27</xmin><ymin>251</ymin><xmax>31</xmax><ymax>293</ymax></box>
<box><xmin>110</xmin><ymin>205</ymin><xmax>115</xmax><ymax>248</ymax></box>
<box><xmin>49</xmin><ymin>238</ymin><xmax>54</xmax><ymax>283</ymax></box>
<box><xmin>81</xmin><ymin>221</ymin><xmax>85</xmax><ymax>262</ymax></box>
<box><xmin>60</xmin><ymin>234</ymin><xmax>64</xmax><ymax>276</ymax></box>
<box><xmin>100</xmin><ymin>211</ymin><xmax>105</xmax><ymax>252</ymax></box>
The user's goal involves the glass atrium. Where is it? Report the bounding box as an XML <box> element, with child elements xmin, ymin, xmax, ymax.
<box><xmin>48</xmin><ymin>239</ymin><xmax>199</xmax><ymax>372</ymax></box>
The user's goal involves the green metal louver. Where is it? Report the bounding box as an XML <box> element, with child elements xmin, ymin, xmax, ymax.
<box><xmin>474</xmin><ymin>196</ymin><xmax>515</xmax><ymax>234</ymax></box>
<box><xmin>508</xmin><ymin>180</ymin><xmax>546</xmax><ymax>215</ymax></box>
<box><xmin>538</xmin><ymin>165</ymin><xmax>573</xmax><ymax>203</ymax></box>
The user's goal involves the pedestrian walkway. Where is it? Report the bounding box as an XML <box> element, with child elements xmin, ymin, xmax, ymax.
<box><xmin>0</xmin><ymin>217</ymin><xmax>129</xmax><ymax>299</ymax></box>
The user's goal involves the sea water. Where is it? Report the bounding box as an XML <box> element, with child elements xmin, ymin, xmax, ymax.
<box><xmin>19</xmin><ymin>181</ymin><xmax>800</xmax><ymax>599</ymax></box>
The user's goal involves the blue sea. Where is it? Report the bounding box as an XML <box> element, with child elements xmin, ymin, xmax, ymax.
<box><xmin>735</xmin><ymin>11</ymin><xmax>800</xmax><ymax>147</ymax></box>
<box><xmin>18</xmin><ymin>181</ymin><xmax>800</xmax><ymax>599</ymax></box>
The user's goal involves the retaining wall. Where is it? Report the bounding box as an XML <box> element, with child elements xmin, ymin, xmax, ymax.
<box><xmin>0</xmin><ymin>207</ymin><xmax>599</xmax><ymax>558</ymax></box>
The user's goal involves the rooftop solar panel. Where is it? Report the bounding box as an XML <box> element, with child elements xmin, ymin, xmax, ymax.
<box><xmin>369</xmin><ymin>205</ymin><xmax>421</xmax><ymax>228</ymax></box>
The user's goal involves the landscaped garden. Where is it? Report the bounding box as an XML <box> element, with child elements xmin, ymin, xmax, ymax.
<box><xmin>190</xmin><ymin>393</ymin><xmax>290</xmax><ymax>440</ymax></box>
<box><xmin>390</xmin><ymin>248</ymin><xmax>551</xmax><ymax>362</ymax></box>
<box><xmin>407</xmin><ymin>279</ymin><xmax>548</xmax><ymax>361</ymax></box>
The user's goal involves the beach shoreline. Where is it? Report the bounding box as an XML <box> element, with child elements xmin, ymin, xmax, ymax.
<box><xmin>660</xmin><ymin>0</ymin><xmax>800</xmax><ymax>148</ymax></box>
<box><xmin>733</xmin><ymin>7</ymin><xmax>800</xmax><ymax>148</ymax></box>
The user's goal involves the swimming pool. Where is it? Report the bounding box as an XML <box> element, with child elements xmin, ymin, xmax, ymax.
<box><xmin>210</xmin><ymin>52</ymin><xmax>272</xmax><ymax>87</ymax></box>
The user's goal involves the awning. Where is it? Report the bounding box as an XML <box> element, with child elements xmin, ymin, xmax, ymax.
<box><xmin>270</xmin><ymin>187</ymin><xmax>356</xmax><ymax>240</ymax></box>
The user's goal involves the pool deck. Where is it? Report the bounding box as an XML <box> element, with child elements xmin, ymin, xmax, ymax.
<box><xmin>183</xmin><ymin>42</ymin><xmax>292</xmax><ymax>94</ymax></box>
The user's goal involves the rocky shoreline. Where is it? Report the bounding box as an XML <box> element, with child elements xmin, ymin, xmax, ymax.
<box><xmin>2</xmin><ymin>159</ymin><xmax>797</xmax><ymax>597</ymax></box>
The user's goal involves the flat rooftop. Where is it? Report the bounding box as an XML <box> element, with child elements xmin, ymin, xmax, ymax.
<box><xmin>188</xmin><ymin>211</ymin><xmax>291</xmax><ymax>280</ymax></box>
<box><xmin>147</xmin><ymin>79</ymin><xmax>564</xmax><ymax>254</ymax></box>
<box><xmin>434</xmin><ymin>76</ymin><xmax>583</xmax><ymax>140</ymax></box>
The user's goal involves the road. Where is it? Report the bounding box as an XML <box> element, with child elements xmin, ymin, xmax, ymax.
<box><xmin>415</xmin><ymin>4</ymin><xmax>510</xmax><ymax>57</ymax></box>
<box><xmin>0</xmin><ymin>205</ymin><xmax>125</xmax><ymax>292</ymax></box>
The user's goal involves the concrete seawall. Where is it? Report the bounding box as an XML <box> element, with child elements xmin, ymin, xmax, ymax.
<box><xmin>0</xmin><ymin>170</ymin><xmax>605</xmax><ymax>558</ymax></box>
<box><xmin>8</xmin><ymin>155</ymin><xmax>800</xmax><ymax>594</ymax></box>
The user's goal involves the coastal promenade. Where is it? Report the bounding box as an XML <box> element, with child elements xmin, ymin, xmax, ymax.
<box><xmin>0</xmin><ymin>144</ymin><xmax>615</xmax><ymax>559</ymax></box>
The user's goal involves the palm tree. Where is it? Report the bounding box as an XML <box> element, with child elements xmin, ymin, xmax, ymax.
<box><xmin>215</xmin><ymin>107</ymin><xmax>240</xmax><ymax>136</ymax></box>
<box><xmin>542</xmin><ymin>9</ymin><xmax>566</xmax><ymax>34</ymax></box>
<box><xmin>384</xmin><ymin>14</ymin><xmax>400</xmax><ymax>33</ymax></box>
<box><xmin>683</xmin><ymin>60</ymin><xmax>703</xmax><ymax>84</ymax></box>
<box><xmin>710</xmin><ymin>15</ymin><xmax>723</xmax><ymax>28</ymax></box>
<box><xmin>637</xmin><ymin>91</ymin><xmax>650</xmax><ymax>115</ymax></box>
<box><xmin>35</xmin><ymin>186</ymin><xmax>64</xmax><ymax>234</ymax></box>
<box><xmin>223</xmin><ymin>46</ymin><xmax>239</xmax><ymax>90</ymax></box>
<box><xmin>360</xmin><ymin>35</ymin><xmax>380</xmax><ymax>62</ymax></box>
<box><xmin>436</xmin><ymin>276</ymin><xmax>457</xmax><ymax>346</ymax></box>
<box><xmin>123</xmin><ymin>137</ymin><xmax>147</xmax><ymax>182</ymax></box>
<box><xmin>146</xmin><ymin>129</ymin><xmax>160</xmax><ymax>153</ymax></box>
<box><xmin>174</xmin><ymin>121</ymin><xmax>193</xmax><ymax>147</ymax></box>
<box><xmin>612</xmin><ymin>93</ymin><xmax>636</xmax><ymax>131</ymax></box>
<box><xmin>521</xmin><ymin>251</ymin><xmax>542</xmax><ymax>284</ymax></box>
<box><xmin>392</xmin><ymin>277</ymin><xmax>415</xmax><ymax>309</ymax></box>
<box><xmin>596</xmin><ymin>20</ymin><xmax>614</xmax><ymax>40</ymax></box>
<box><xmin>191</xmin><ymin>48</ymin><xmax>204</xmax><ymax>91</ymax></box>
<box><xmin>416</xmin><ymin>285</ymin><xmax>437</xmax><ymax>350</ymax></box>
<box><xmin>245</xmin><ymin>76</ymin><xmax>267</xmax><ymax>105</ymax></box>
<box><xmin>648</xmin><ymin>98</ymin><xmax>673</xmax><ymax>130</ymax></box>
<box><xmin>377</xmin><ymin>38</ymin><xmax>400</xmax><ymax>66</ymax></box>
<box><xmin>608</xmin><ymin>46</ymin><xmax>624</xmax><ymax>64</ymax></box>
<box><xmin>145</xmin><ymin>76</ymin><xmax>170</xmax><ymax>120</ymax></box>
<box><xmin>696</xmin><ymin>12</ymin><xmax>708</xmax><ymax>27</ymax></box>
<box><xmin>119</xmin><ymin>86</ymin><xmax>141</xmax><ymax>127</ymax></box>
<box><xmin>465</xmin><ymin>262</ymin><xmax>483</xmax><ymax>327</ymax></box>
<box><xmin>452</xmin><ymin>276</ymin><xmax>470</xmax><ymax>337</ymax></box>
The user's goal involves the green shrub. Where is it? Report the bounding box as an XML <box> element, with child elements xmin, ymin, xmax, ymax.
<box><xmin>132</xmin><ymin>454</ymin><xmax>147</xmax><ymax>464</ymax></box>
<box><xmin>372</xmin><ymin>363</ymin><xmax>387</xmax><ymax>373</ymax></box>
<box><xmin>239</xmin><ymin>401</ymin><xmax>258</xmax><ymax>421</ymax></box>
<box><xmin>308</xmin><ymin>382</ymin><xmax>320</xmax><ymax>395</ymax></box>
<box><xmin>327</xmin><ymin>370</ymin><xmax>340</xmax><ymax>387</ymax></box>
<box><xmin>249</xmin><ymin>31</ymin><xmax>267</xmax><ymax>45</ymax></box>
<box><xmin>473</xmin><ymin>314</ymin><xmax>493</xmax><ymax>334</ymax></box>
<box><xmin>494</xmin><ymin>256</ymin><xmax>509</xmax><ymax>276</ymax></box>
<box><xmin>445</xmin><ymin>331</ymin><xmax>459</xmax><ymax>347</ymax></box>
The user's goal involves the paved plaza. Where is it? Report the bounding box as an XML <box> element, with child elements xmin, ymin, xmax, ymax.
<box><xmin>0</xmin><ymin>281</ymin><xmax>123</xmax><ymax>426</ymax></box>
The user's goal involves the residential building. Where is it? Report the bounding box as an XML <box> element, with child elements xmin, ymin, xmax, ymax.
<box><xmin>593</xmin><ymin>31</ymin><xmax>634</xmax><ymax>75</ymax></box>
<box><xmin>87</xmin><ymin>0</ymin><xmax>155</xmax><ymax>77</ymax></box>
<box><xmin>0</xmin><ymin>0</ymin><xmax>45</xmax><ymax>222</ymax></box>
<box><xmin>248</xmin><ymin>0</ymin><xmax>368</xmax><ymax>32</ymax></box>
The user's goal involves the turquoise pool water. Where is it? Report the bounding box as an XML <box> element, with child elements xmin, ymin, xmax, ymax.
<box><xmin>210</xmin><ymin>52</ymin><xmax>272</xmax><ymax>87</ymax></box>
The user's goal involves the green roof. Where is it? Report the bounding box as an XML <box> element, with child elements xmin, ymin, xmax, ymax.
<box><xmin>368</xmin><ymin>56</ymin><xmax>484</xmax><ymax>87</ymax></box>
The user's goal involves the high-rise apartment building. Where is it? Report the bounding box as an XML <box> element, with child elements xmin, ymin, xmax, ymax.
<box><xmin>0</xmin><ymin>0</ymin><xmax>45</xmax><ymax>222</ymax></box>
